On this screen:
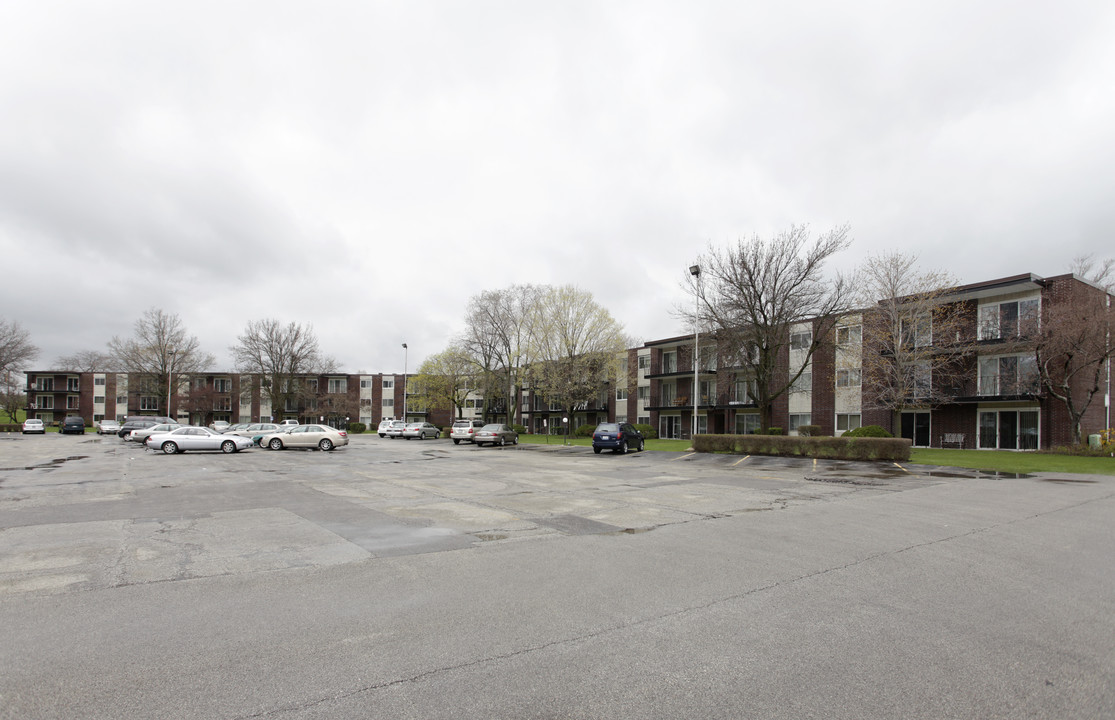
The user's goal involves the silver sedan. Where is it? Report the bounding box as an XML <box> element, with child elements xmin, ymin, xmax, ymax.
<box><xmin>145</xmin><ymin>426</ymin><xmax>254</xmax><ymax>454</ymax></box>
<box><xmin>473</xmin><ymin>423</ymin><xmax>518</xmax><ymax>447</ymax></box>
<box><xmin>260</xmin><ymin>424</ymin><xmax>349</xmax><ymax>451</ymax></box>
<box><xmin>402</xmin><ymin>422</ymin><xmax>441</xmax><ymax>440</ymax></box>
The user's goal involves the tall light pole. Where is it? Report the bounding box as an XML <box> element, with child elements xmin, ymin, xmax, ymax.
<box><xmin>401</xmin><ymin>343</ymin><xmax>408</xmax><ymax>422</ymax></box>
<box><xmin>690</xmin><ymin>264</ymin><xmax>701</xmax><ymax>441</ymax></box>
<box><xmin>166</xmin><ymin>349</ymin><xmax>177</xmax><ymax>420</ymax></box>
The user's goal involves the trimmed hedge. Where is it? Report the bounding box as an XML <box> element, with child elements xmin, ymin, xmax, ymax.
<box><xmin>634</xmin><ymin>423</ymin><xmax>657</xmax><ymax>439</ymax></box>
<box><xmin>574</xmin><ymin>424</ymin><xmax>596</xmax><ymax>438</ymax></box>
<box><xmin>693</xmin><ymin>433</ymin><xmax>911</xmax><ymax>462</ymax></box>
<box><xmin>347</xmin><ymin>422</ymin><xmax>367</xmax><ymax>434</ymax></box>
<box><xmin>512</xmin><ymin>424</ymin><xmax>527</xmax><ymax>435</ymax></box>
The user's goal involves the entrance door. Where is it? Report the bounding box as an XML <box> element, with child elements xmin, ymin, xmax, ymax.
<box><xmin>661</xmin><ymin>415</ymin><xmax>681</xmax><ymax>440</ymax></box>
<box><xmin>901</xmin><ymin>412</ymin><xmax>931</xmax><ymax>447</ymax></box>
<box><xmin>998</xmin><ymin>411</ymin><xmax>1018</xmax><ymax>449</ymax></box>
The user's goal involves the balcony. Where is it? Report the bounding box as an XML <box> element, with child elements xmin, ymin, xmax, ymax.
<box><xmin>645</xmin><ymin>392</ymin><xmax>756</xmax><ymax>411</ymax></box>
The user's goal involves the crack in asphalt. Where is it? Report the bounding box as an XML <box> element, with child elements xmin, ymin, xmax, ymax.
<box><xmin>236</xmin><ymin>489</ymin><xmax>1115</xmax><ymax>718</ymax></box>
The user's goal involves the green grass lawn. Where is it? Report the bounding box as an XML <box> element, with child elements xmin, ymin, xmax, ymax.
<box><xmin>909</xmin><ymin>448</ymin><xmax>1115</xmax><ymax>475</ymax></box>
<box><xmin>517</xmin><ymin>434</ymin><xmax>1114</xmax><ymax>475</ymax></box>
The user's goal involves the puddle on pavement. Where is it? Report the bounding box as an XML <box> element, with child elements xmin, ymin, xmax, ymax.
<box><xmin>1041</xmin><ymin>478</ymin><xmax>1098</xmax><ymax>484</ymax></box>
<box><xmin>0</xmin><ymin>455</ymin><xmax>90</xmax><ymax>472</ymax></box>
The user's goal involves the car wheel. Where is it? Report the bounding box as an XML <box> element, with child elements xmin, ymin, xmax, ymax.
<box><xmin>161</xmin><ymin>441</ymin><xmax>178</xmax><ymax>455</ymax></box>
<box><xmin>593</xmin><ymin>446</ymin><xmax>602</xmax><ymax>454</ymax></box>
<box><xmin>221</xmin><ymin>440</ymin><xmax>236</xmax><ymax>453</ymax></box>
<box><xmin>319</xmin><ymin>438</ymin><xmax>334</xmax><ymax>451</ymax></box>
<box><xmin>498</xmin><ymin>436</ymin><xmax>505</xmax><ymax>446</ymax></box>
<box><xmin>453</xmin><ymin>439</ymin><xmax>460</xmax><ymax>445</ymax></box>
<box><xmin>512</xmin><ymin>436</ymin><xmax>518</xmax><ymax>445</ymax></box>
<box><xmin>379</xmin><ymin>433</ymin><xmax>386</xmax><ymax>438</ymax></box>
<box><xmin>619</xmin><ymin>440</ymin><xmax>628</xmax><ymax>454</ymax></box>
<box><xmin>269</xmin><ymin>438</ymin><xmax>284</xmax><ymax>451</ymax></box>
<box><xmin>433</xmin><ymin>432</ymin><xmax>440</xmax><ymax>439</ymax></box>
<box><xmin>638</xmin><ymin>439</ymin><xmax>645</xmax><ymax>451</ymax></box>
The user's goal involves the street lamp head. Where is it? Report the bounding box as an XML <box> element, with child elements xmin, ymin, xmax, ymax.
<box><xmin>689</xmin><ymin>264</ymin><xmax>701</xmax><ymax>277</ymax></box>
<box><xmin>402</xmin><ymin>343</ymin><xmax>407</xmax><ymax>349</ymax></box>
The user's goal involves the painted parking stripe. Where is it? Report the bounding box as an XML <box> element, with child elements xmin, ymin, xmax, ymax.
<box><xmin>731</xmin><ymin>455</ymin><xmax>751</xmax><ymax>466</ymax></box>
<box><xmin>671</xmin><ymin>453</ymin><xmax>698</xmax><ymax>461</ymax></box>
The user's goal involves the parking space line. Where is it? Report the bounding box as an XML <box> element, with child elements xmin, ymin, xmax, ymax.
<box><xmin>731</xmin><ymin>455</ymin><xmax>751</xmax><ymax>466</ymax></box>
<box><xmin>893</xmin><ymin>462</ymin><xmax>912</xmax><ymax>474</ymax></box>
<box><xmin>671</xmin><ymin>453</ymin><xmax>698</xmax><ymax>461</ymax></box>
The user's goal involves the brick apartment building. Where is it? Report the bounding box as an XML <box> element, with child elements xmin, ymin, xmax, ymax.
<box><xmin>23</xmin><ymin>271</ymin><xmax>1111</xmax><ymax>449</ymax></box>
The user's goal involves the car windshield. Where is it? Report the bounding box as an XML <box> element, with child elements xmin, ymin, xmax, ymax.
<box><xmin>596</xmin><ymin>424</ymin><xmax>620</xmax><ymax>432</ymax></box>
<box><xmin>480</xmin><ymin>424</ymin><xmax>502</xmax><ymax>431</ymax></box>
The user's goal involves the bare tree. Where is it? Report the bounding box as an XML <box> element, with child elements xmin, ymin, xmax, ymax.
<box><xmin>855</xmin><ymin>252</ymin><xmax>974</xmax><ymax>422</ymax></box>
<box><xmin>107</xmin><ymin>308</ymin><xmax>215</xmax><ymax>415</ymax></box>
<box><xmin>411</xmin><ymin>346</ymin><xmax>479</xmax><ymax>420</ymax></box>
<box><xmin>688</xmin><ymin>225</ymin><xmax>853</xmax><ymax>431</ymax></box>
<box><xmin>1033</xmin><ymin>282</ymin><xmax>1112</xmax><ymax>445</ymax></box>
<box><xmin>1070</xmin><ymin>253</ymin><xmax>1114</xmax><ymax>293</ymax></box>
<box><xmin>462</xmin><ymin>285</ymin><xmax>541</xmax><ymax>423</ymax></box>
<box><xmin>231</xmin><ymin>319</ymin><xmax>336</xmax><ymax>421</ymax></box>
<box><xmin>54</xmin><ymin>350</ymin><xmax>113</xmax><ymax>372</ymax></box>
<box><xmin>0</xmin><ymin>318</ymin><xmax>39</xmax><ymax>375</ymax></box>
<box><xmin>1</xmin><ymin>371</ymin><xmax>26</xmax><ymax>423</ymax></box>
<box><xmin>527</xmin><ymin>286</ymin><xmax>626</xmax><ymax>427</ymax></box>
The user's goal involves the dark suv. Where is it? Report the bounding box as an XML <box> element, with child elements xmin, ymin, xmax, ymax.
<box><xmin>60</xmin><ymin>416</ymin><xmax>87</xmax><ymax>434</ymax></box>
<box><xmin>592</xmin><ymin>422</ymin><xmax>645</xmax><ymax>454</ymax></box>
<box><xmin>116</xmin><ymin>416</ymin><xmax>174</xmax><ymax>439</ymax></box>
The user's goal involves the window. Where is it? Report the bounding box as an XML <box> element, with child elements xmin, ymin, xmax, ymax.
<box><xmin>637</xmin><ymin>386</ymin><xmax>649</xmax><ymax>401</ymax></box>
<box><xmin>978</xmin><ymin>355</ymin><xmax>1039</xmax><ymax>395</ymax></box>
<box><xmin>980</xmin><ymin>409</ymin><xmax>1039</xmax><ymax>450</ymax></box>
<box><xmin>836</xmin><ymin>325</ymin><xmax>862</xmax><ymax>346</ymax></box>
<box><xmin>699</xmin><ymin>379</ymin><xmax>716</xmax><ymax>403</ymax></box>
<box><xmin>660</xmin><ymin>383</ymin><xmax>677</xmax><ymax>406</ymax></box>
<box><xmin>36</xmin><ymin>396</ymin><xmax>54</xmax><ymax>409</ymax></box>
<box><xmin>789</xmin><ymin>414</ymin><xmax>811</xmax><ymax>432</ymax></box>
<box><xmin>383</xmin><ymin>379</ymin><xmax>394</xmax><ymax>389</ymax></box>
<box><xmin>662</xmin><ymin>351</ymin><xmax>677</xmax><ymax>374</ymax></box>
<box><xmin>836</xmin><ymin>413</ymin><xmax>862</xmax><ymax>434</ymax></box>
<box><xmin>67</xmin><ymin>378</ymin><xmax>79</xmax><ymax>391</ymax></box>
<box><xmin>699</xmin><ymin>347</ymin><xmax>717</xmax><ymax>371</ymax></box>
<box><xmin>735</xmin><ymin>413</ymin><xmax>761</xmax><ymax>434</ymax></box>
<box><xmin>306</xmin><ymin>379</ymin><xmax>318</xmax><ymax>393</ymax></box>
<box><xmin>734</xmin><ymin>379</ymin><xmax>757</xmax><ymax>403</ymax></box>
<box><xmin>910</xmin><ymin>361</ymin><xmax>931</xmax><ymax>398</ymax></box>
<box><xmin>791</xmin><ymin>372</ymin><xmax>812</xmax><ymax>394</ymax></box>
<box><xmin>638</xmin><ymin>355</ymin><xmax>650</xmax><ymax>370</ymax></box>
<box><xmin>117</xmin><ymin>395</ymin><xmax>127</xmax><ymax>405</ymax></box>
<box><xmin>35</xmin><ymin>378</ymin><xmax>54</xmax><ymax>391</ymax></box>
<box><xmin>140</xmin><ymin>396</ymin><xmax>160</xmax><ymax>411</ymax></box>
<box><xmin>979</xmin><ymin>298</ymin><xmax>1041</xmax><ymax>340</ymax></box>
<box><xmin>214</xmin><ymin>398</ymin><xmax>232</xmax><ymax>411</ymax></box>
<box><xmin>900</xmin><ymin>314</ymin><xmax>931</xmax><ymax>348</ymax></box>
<box><xmin>328</xmin><ymin>378</ymin><xmax>347</xmax><ymax>394</ymax></box>
<box><xmin>66</xmin><ymin>396</ymin><xmax>79</xmax><ymax>409</ymax></box>
<box><xmin>383</xmin><ymin>399</ymin><xmax>394</xmax><ymax>408</ymax></box>
<box><xmin>616</xmin><ymin>388</ymin><xmax>628</xmax><ymax>401</ymax></box>
<box><xmin>836</xmin><ymin>369</ymin><xmax>861</xmax><ymax>387</ymax></box>
<box><xmin>94</xmin><ymin>395</ymin><xmax>105</xmax><ymax>404</ymax></box>
<box><xmin>214</xmin><ymin>378</ymin><xmax>231</xmax><ymax>393</ymax></box>
<box><xmin>94</xmin><ymin>377</ymin><xmax>106</xmax><ymax>386</ymax></box>
<box><xmin>790</xmin><ymin>331</ymin><xmax>812</xmax><ymax>351</ymax></box>
<box><xmin>618</xmin><ymin>358</ymin><xmax>628</xmax><ymax>379</ymax></box>
<box><xmin>638</xmin><ymin>415</ymin><xmax>650</xmax><ymax>425</ymax></box>
<box><xmin>616</xmin><ymin>415</ymin><xmax>627</xmax><ymax>424</ymax></box>
<box><xmin>360</xmin><ymin>379</ymin><xmax>372</xmax><ymax>388</ymax></box>
<box><xmin>360</xmin><ymin>398</ymin><xmax>372</xmax><ymax>407</ymax></box>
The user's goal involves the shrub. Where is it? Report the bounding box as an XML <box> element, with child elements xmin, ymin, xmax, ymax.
<box><xmin>843</xmin><ymin>425</ymin><xmax>892</xmax><ymax>438</ymax></box>
<box><xmin>766</xmin><ymin>427</ymin><xmax>783</xmax><ymax>436</ymax></box>
<box><xmin>634</xmin><ymin>423</ymin><xmax>657</xmax><ymax>439</ymax></box>
<box><xmin>797</xmin><ymin>425</ymin><xmax>822</xmax><ymax>437</ymax></box>
<box><xmin>574</xmin><ymin>424</ymin><xmax>596</xmax><ymax>438</ymax></box>
<box><xmin>512</xmin><ymin>424</ymin><xmax>527</xmax><ymax>435</ymax></box>
<box><xmin>347</xmin><ymin>422</ymin><xmax>366</xmax><ymax>434</ymax></box>
<box><xmin>693</xmin><ymin>433</ymin><xmax>911</xmax><ymax>462</ymax></box>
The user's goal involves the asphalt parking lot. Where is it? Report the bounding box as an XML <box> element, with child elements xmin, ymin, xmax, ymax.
<box><xmin>1</xmin><ymin>432</ymin><xmax>1113</xmax><ymax>719</ymax></box>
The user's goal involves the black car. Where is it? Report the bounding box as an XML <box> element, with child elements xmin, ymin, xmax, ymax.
<box><xmin>592</xmin><ymin>422</ymin><xmax>645</xmax><ymax>454</ymax></box>
<box><xmin>117</xmin><ymin>418</ymin><xmax>163</xmax><ymax>438</ymax></box>
<box><xmin>60</xmin><ymin>416</ymin><xmax>87</xmax><ymax>434</ymax></box>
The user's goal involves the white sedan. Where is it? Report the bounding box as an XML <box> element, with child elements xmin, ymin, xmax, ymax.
<box><xmin>145</xmin><ymin>426</ymin><xmax>254</xmax><ymax>454</ymax></box>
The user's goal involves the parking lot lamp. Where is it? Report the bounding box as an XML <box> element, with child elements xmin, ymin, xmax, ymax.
<box><xmin>690</xmin><ymin>264</ymin><xmax>701</xmax><ymax>441</ymax></box>
<box><xmin>167</xmin><ymin>350</ymin><xmax>177</xmax><ymax>420</ymax></box>
<box><xmin>402</xmin><ymin>343</ymin><xmax>408</xmax><ymax>422</ymax></box>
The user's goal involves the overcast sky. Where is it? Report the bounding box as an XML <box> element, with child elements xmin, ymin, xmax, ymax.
<box><xmin>3</xmin><ymin>1</ymin><xmax>1112</xmax><ymax>374</ymax></box>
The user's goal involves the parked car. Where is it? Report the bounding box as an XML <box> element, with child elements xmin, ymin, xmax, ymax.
<box><xmin>209</xmin><ymin>420</ymin><xmax>231</xmax><ymax>432</ymax></box>
<box><xmin>145</xmin><ymin>426</ymin><xmax>254</xmax><ymax>454</ymax></box>
<box><xmin>592</xmin><ymin>422</ymin><xmax>645</xmax><ymax>454</ymax></box>
<box><xmin>97</xmin><ymin>419</ymin><xmax>122</xmax><ymax>435</ymax></box>
<box><xmin>377</xmin><ymin>419</ymin><xmax>398</xmax><ymax>437</ymax></box>
<box><xmin>403</xmin><ymin>422</ymin><xmax>441</xmax><ymax>440</ymax></box>
<box><xmin>22</xmin><ymin>419</ymin><xmax>45</xmax><ymax>434</ymax></box>
<box><xmin>450</xmin><ymin>419</ymin><xmax>485</xmax><ymax>445</ymax></box>
<box><xmin>117</xmin><ymin>417</ymin><xmax>176</xmax><ymax>438</ymax></box>
<box><xmin>279</xmin><ymin>419</ymin><xmax>300</xmax><ymax>427</ymax></box>
<box><xmin>473</xmin><ymin>423</ymin><xmax>518</xmax><ymax>447</ymax></box>
<box><xmin>60</xmin><ymin>416</ymin><xmax>87</xmax><ymax>435</ymax></box>
<box><xmin>128</xmin><ymin>423</ymin><xmax>183</xmax><ymax>443</ymax></box>
<box><xmin>261</xmin><ymin>424</ymin><xmax>348</xmax><ymax>451</ymax></box>
<box><xmin>383</xmin><ymin>420</ymin><xmax>407</xmax><ymax>439</ymax></box>
<box><xmin>221</xmin><ymin>423</ymin><xmax>283</xmax><ymax>445</ymax></box>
